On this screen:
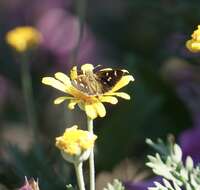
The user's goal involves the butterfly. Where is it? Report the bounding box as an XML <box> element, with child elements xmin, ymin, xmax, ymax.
<box><xmin>71</xmin><ymin>66</ymin><xmax>128</xmax><ymax>95</ymax></box>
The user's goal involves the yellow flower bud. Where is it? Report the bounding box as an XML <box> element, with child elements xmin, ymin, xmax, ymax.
<box><xmin>55</xmin><ymin>126</ymin><xmax>97</xmax><ymax>163</ymax></box>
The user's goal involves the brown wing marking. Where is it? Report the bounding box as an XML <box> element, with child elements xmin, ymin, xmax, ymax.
<box><xmin>95</xmin><ymin>69</ymin><xmax>125</xmax><ymax>93</ymax></box>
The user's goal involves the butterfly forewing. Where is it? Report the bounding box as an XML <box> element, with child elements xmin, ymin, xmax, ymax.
<box><xmin>71</xmin><ymin>76</ymin><xmax>89</xmax><ymax>93</ymax></box>
<box><xmin>71</xmin><ymin>74</ymin><xmax>104</xmax><ymax>95</ymax></box>
<box><xmin>95</xmin><ymin>69</ymin><xmax>125</xmax><ymax>93</ymax></box>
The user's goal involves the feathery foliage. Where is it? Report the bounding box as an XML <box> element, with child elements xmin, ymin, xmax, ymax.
<box><xmin>103</xmin><ymin>179</ymin><xmax>125</xmax><ymax>190</ymax></box>
<box><xmin>146</xmin><ymin>138</ymin><xmax>200</xmax><ymax>190</ymax></box>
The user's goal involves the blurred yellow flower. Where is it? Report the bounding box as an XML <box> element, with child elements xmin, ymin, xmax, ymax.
<box><xmin>6</xmin><ymin>26</ymin><xmax>42</xmax><ymax>52</ymax></box>
<box><xmin>42</xmin><ymin>63</ymin><xmax>134</xmax><ymax>119</ymax></box>
<box><xmin>56</xmin><ymin>126</ymin><xmax>97</xmax><ymax>156</ymax></box>
<box><xmin>186</xmin><ymin>25</ymin><xmax>200</xmax><ymax>52</ymax></box>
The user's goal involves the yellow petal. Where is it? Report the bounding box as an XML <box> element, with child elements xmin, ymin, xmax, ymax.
<box><xmin>81</xmin><ymin>63</ymin><xmax>94</xmax><ymax>73</ymax></box>
<box><xmin>66</xmin><ymin>143</ymin><xmax>81</xmax><ymax>155</ymax></box>
<box><xmin>54</xmin><ymin>96</ymin><xmax>73</xmax><ymax>104</ymax></box>
<box><xmin>99</xmin><ymin>96</ymin><xmax>118</xmax><ymax>104</ymax></box>
<box><xmin>55</xmin><ymin>72</ymin><xmax>71</xmax><ymax>85</ymax></box>
<box><xmin>122</xmin><ymin>69</ymin><xmax>129</xmax><ymax>73</ymax></box>
<box><xmin>186</xmin><ymin>39</ymin><xmax>199</xmax><ymax>52</ymax></box>
<box><xmin>108</xmin><ymin>92</ymin><xmax>131</xmax><ymax>100</ymax></box>
<box><xmin>110</xmin><ymin>75</ymin><xmax>134</xmax><ymax>92</ymax></box>
<box><xmin>100</xmin><ymin>68</ymin><xmax>112</xmax><ymax>71</ymax></box>
<box><xmin>42</xmin><ymin>77</ymin><xmax>67</xmax><ymax>93</ymax></box>
<box><xmin>93</xmin><ymin>102</ymin><xmax>106</xmax><ymax>117</ymax></box>
<box><xmin>54</xmin><ymin>72</ymin><xmax>85</xmax><ymax>96</ymax></box>
<box><xmin>65</xmin><ymin>125</ymin><xmax>78</xmax><ymax>132</ymax></box>
<box><xmin>68</xmin><ymin>99</ymin><xmax>79</xmax><ymax>110</ymax></box>
<box><xmin>191</xmin><ymin>42</ymin><xmax>200</xmax><ymax>51</ymax></box>
<box><xmin>85</xmin><ymin>104</ymin><xmax>97</xmax><ymax>119</ymax></box>
<box><xmin>70</xmin><ymin>66</ymin><xmax>78</xmax><ymax>80</ymax></box>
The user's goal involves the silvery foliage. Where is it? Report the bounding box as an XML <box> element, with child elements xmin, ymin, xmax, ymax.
<box><xmin>146</xmin><ymin>138</ymin><xmax>200</xmax><ymax>190</ymax></box>
<box><xmin>103</xmin><ymin>179</ymin><xmax>125</xmax><ymax>190</ymax></box>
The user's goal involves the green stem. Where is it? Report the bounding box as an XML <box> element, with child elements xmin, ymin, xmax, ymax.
<box><xmin>87</xmin><ymin>117</ymin><xmax>95</xmax><ymax>190</ymax></box>
<box><xmin>74</xmin><ymin>162</ymin><xmax>86</xmax><ymax>190</ymax></box>
<box><xmin>20</xmin><ymin>53</ymin><xmax>37</xmax><ymax>134</ymax></box>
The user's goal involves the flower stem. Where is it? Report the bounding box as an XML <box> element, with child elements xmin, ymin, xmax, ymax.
<box><xmin>74</xmin><ymin>162</ymin><xmax>86</xmax><ymax>190</ymax></box>
<box><xmin>20</xmin><ymin>53</ymin><xmax>38</xmax><ymax>134</ymax></box>
<box><xmin>87</xmin><ymin>117</ymin><xmax>95</xmax><ymax>190</ymax></box>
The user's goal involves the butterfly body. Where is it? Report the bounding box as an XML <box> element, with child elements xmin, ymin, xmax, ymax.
<box><xmin>71</xmin><ymin>68</ymin><xmax>128</xmax><ymax>96</ymax></box>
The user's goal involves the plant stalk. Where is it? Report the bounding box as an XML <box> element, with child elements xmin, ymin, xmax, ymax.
<box><xmin>87</xmin><ymin>117</ymin><xmax>95</xmax><ymax>190</ymax></box>
<box><xmin>20</xmin><ymin>53</ymin><xmax>37</xmax><ymax>134</ymax></box>
<box><xmin>74</xmin><ymin>162</ymin><xmax>86</xmax><ymax>190</ymax></box>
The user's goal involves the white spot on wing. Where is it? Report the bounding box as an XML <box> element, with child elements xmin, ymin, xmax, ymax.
<box><xmin>107</xmin><ymin>77</ymin><xmax>112</xmax><ymax>82</ymax></box>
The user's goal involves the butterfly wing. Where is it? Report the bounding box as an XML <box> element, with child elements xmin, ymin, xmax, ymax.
<box><xmin>71</xmin><ymin>74</ymin><xmax>104</xmax><ymax>95</ymax></box>
<box><xmin>95</xmin><ymin>69</ymin><xmax>125</xmax><ymax>93</ymax></box>
<box><xmin>71</xmin><ymin>69</ymin><xmax>128</xmax><ymax>95</ymax></box>
<box><xmin>71</xmin><ymin>75</ymin><xmax>91</xmax><ymax>94</ymax></box>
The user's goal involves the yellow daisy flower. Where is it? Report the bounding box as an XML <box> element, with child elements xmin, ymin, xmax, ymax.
<box><xmin>42</xmin><ymin>63</ymin><xmax>134</xmax><ymax>119</ymax></box>
<box><xmin>186</xmin><ymin>25</ymin><xmax>200</xmax><ymax>53</ymax></box>
<box><xmin>55</xmin><ymin>125</ymin><xmax>97</xmax><ymax>156</ymax></box>
<box><xmin>6</xmin><ymin>26</ymin><xmax>42</xmax><ymax>53</ymax></box>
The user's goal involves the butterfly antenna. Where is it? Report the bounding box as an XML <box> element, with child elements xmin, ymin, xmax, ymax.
<box><xmin>94</xmin><ymin>65</ymin><xmax>102</xmax><ymax>69</ymax></box>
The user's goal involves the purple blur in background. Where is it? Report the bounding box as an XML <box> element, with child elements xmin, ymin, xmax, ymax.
<box><xmin>124</xmin><ymin>177</ymin><xmax>162</xmax><ymax>190</ymax></box>
<box><xmin>37</xmin><ymin>8</ymin><xmax>98</xmax><ymax>67</ymax></box>
<box><xmin>179</xmin><ymin>116</ymin><xmax>200</xmax><ymax>164</ymax></box>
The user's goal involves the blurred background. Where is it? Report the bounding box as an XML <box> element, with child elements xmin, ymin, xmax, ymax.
<box><xmin>1</xmin><ymin>0</ymin><xmax>200</xmax><ymax>189</ymax></box>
